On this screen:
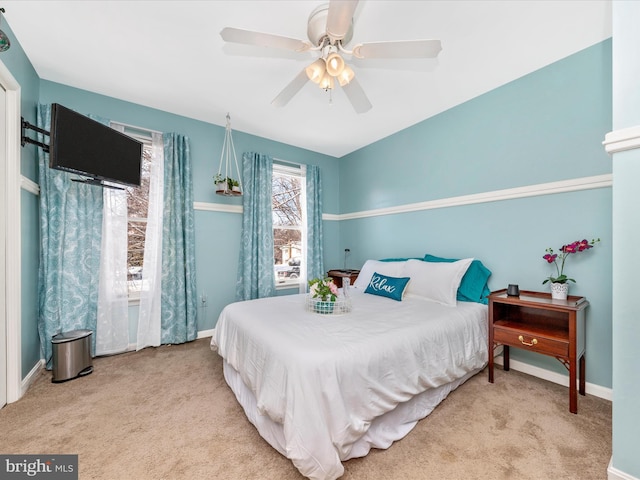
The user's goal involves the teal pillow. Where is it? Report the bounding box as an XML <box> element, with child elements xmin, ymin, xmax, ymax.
<box><xmin>423</xmin><ymin>254</ymin><xmax>492</xmax><ymax>305</ymax></box>
<box><xmin>364</xmin><ymin>272</ymin><xmax>410</xmax><ymax>302</ymax></box>
<box><xmin>380</xmin><ymin>257</ymin><xmax>422</xmax><ymax>262</ymax></box>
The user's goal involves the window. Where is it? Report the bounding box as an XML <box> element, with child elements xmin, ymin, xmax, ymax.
<box><xmin>273</xmin><ymin>164</ymin><xmax>306</xmax><ymax>288</ymax></box>
<box><xmin>126</xmin><ymin>141</ymin><xmax>152</xmax><ymax>296</ymax></box>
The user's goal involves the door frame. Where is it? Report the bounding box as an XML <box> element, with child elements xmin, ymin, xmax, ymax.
<box><xmin>0</xmin><ymin>58</ymin><xmax>23</xmax><ymax>404</ymax></box>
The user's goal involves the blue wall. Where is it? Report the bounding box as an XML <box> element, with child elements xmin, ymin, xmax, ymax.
<box><xmin>38</xmin><ymin>81</ymin><xmax>341</xmax><ymax>336</ymax></box>
<box><xmin>0</xmin><ymin>18</ymin><xmax>41</xmax><ymax>378</ymax></box>
<box><xmin>339</xmin><ymin>40</ymin><xmax>613</xmax><ymax>389</ymax></box>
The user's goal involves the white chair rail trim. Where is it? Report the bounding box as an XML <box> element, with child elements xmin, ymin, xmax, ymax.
<box><xmin>193</xmin><ymin>174</ymin><xmax>612</xmax><ymax>221</ymax></box>
<box><xmin>193</xmin><ymin>201</ymin><xmax>242</xmax><ymax>214</ymax></box>
<box><xmin>337</xmin><ymin>174</ymin><xmax>611</xmax><ymax>221</ymax></box>
<box><xmin>20</xmin><ymin>175</ymin><xmax>40</xmax><ymax>195</ymax></box>
<box><xmin>603</xmin><ymin>125</ymin><xmax>640</xmax><ymax>155</ymax></box>
<box><xmin>23</xmin><ymin>175</ymin><xmax>612</xmax><ymax>222</ymax></box>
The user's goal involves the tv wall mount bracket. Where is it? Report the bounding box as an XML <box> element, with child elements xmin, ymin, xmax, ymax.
<box><xmin>21</xmin><ymin>117</ymin><xmax>50</xmax><ymax>153</ymax></box>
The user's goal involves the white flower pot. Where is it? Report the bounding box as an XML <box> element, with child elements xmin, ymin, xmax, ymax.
<box><xmin>550</xmin><ymin>282</ymin><xmax>569</xmax><ymax>300</ymax></box>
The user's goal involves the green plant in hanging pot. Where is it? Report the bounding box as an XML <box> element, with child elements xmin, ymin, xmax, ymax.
<box><xmin>226</xmin><ymin>177</ymin><xmax>241</xmax><ymax>194</ymax></box>
<box><xmin>214</xmin><ymin>173</ymin><xmax>227</xmax><ymax>192</ymax></box>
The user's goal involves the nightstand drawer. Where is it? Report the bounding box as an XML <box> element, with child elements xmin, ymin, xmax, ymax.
<box><xmin>493</xmin><ymin>327</ymin><xmax>568</xmax><ymax>357</ymax></box>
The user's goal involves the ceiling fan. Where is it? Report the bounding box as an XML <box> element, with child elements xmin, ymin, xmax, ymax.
<box><xmin>220</xmin><ymin>0</ymin><xmax>442</xmax><ymax>114</ymax></box>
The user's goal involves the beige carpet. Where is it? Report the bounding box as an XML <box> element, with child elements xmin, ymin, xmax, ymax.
<box><xmin>0</xmin><ymin>338</ymin><xmax>611</xmax><ymax>479</ymax></box>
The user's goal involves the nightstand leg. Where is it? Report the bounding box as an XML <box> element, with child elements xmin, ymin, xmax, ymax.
<box><xmin>503</xmin><ymin>345</ymin><xmax>510</xmax><ymax>371</ymax></box>
<box><xmin>569</xmin><ymin>360</ymin><xmax>578</xmax><ymax>414</ymax></box>
<box><xmin>579</xmin><ymin>354</ymin><xmax>586</xmax><ymax>396</ymax></box>
<box><xmin>488</xmin><ymin>348</ymin><xmax>494</xmax><ymax>383</ymax></box>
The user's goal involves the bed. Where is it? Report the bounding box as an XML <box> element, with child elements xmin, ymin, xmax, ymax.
<box><xmin>210</xmin><ymin>258</ymin><xmax>490</xmax><ymax>480</ymax></box>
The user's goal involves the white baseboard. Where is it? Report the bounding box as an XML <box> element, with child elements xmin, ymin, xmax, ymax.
<box><xmin>197</xmin><ymin>329</ymin><xmax>214</xmax><ymax>339</ymax></box>
<box><xmin>608</xmin><ymin>457</ymin><xmax>640</xmax><ymax>480</ymax></box>
<box><xmin>20</xmin><ymin>359</ymin><xmax>45</xmax><ymax>398</ymax></box>
<box><xmin>494</xmin><ymin>355</ymin><xmax>612</xmax><ymax>401</ymax></box>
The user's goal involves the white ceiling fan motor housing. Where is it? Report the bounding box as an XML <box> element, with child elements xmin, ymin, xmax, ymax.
<box><xmin>307</xmin><ymin>3</ymin><xmax>353</xmax><ymax>47</ymax></box>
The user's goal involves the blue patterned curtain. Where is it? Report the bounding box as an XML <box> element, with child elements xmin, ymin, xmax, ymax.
<box><xmin>305</xmin><ymin>165</ymin><xmax>325</xmax><ymax>281</ymax></box>
<box><xmin>160</xmin><ymin>133</ymin><xmax>198</xmax><ymax>344</ymax></box>
<box><xmin>37</xmin><ymin>104</ymin><xmax>104</xmax><ymax>367</ymax></box>
<box><xmin>236</xmin><ymin>152</ymin><xmax>276</xmax><ymax>300</ymax></box>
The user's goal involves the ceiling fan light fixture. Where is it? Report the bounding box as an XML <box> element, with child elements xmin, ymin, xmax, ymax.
<box><xmin>325</xmin><ymin>52</ymin><xmax>345</xmax><ymax>77</ymax></box>
<box><xmin>305</xmin><ymin>58</ymin><xmax>326</xmax><ymax>84</ymax></box>
<box><xmin>337</xmin><ymin>65</ymin><xmax>355</xmax><ymax>87</ymax></box>
<box><xmin>318</xmin><ymin>71</ymin><xmax>334</xmax><ymax>91</ymax></box>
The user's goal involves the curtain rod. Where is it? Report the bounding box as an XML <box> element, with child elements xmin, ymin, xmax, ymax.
<box><xmin>273</xmin><ymin>157</ymin><xmax>302</xmax><ymax>168</ymax></box>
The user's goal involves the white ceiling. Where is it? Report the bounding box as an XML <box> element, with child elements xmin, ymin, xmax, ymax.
<box><xmin>3</xmin><ymin>1</ymin><xmax>611</xmax><ymax>158</ymax></box>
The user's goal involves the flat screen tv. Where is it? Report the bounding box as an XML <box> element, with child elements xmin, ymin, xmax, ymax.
<box><xmin>49</xmin><ymin>103</ymin><xmax>143</xmax><ymax>187</ymax></box>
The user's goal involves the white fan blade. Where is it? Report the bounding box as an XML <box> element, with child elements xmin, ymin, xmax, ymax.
<box><xmin>352</xmin><ymin>39</ymin><xmax>442</xmax><ymax>59</ymax></box>
<box><xmin>341</xmin><ymin>77</ymin><xmax>372</xmax><ymax>114</ymax></box>
<box><xmin>271</xmin><ymin>69</ymin><xmax>310</xmax><ymax>107</ymax></box>
<box><xmin>221</xmin><ymin>27</ymin><xmax>311</xmax><ymax>52</ymax></box>
<box><xmin>326</xmin><ymin>0</ymin><xmax>358</xmax><ymax>42</ymax></box>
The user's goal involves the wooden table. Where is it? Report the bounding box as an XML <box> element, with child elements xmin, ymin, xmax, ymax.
<box><xmin>487</xmin><ymin>289</ymin><xmax>589</xmax><ymax>414</ymax></box>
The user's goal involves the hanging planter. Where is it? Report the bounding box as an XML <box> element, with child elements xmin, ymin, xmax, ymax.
<box><xmin>215</xmin><ymin>113</ymin><xmax>242</xmax><ymax>196</ymax></box>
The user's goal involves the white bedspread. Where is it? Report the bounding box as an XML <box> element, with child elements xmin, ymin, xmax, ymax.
<box><xmin>211</xmin><ymin>291</ymin><xmax>488</xmax><ymax>480</ymax></box>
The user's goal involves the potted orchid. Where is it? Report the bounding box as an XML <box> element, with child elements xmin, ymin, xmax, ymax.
<box><xmin>542</xmin><ymin>238</ymin><xmax>600</xmax><ymax>299</ymax></box>
<box><xmin>308</xmin><ymin>277</ymin><xmax>339</xmax><ymax>314</ymax></box>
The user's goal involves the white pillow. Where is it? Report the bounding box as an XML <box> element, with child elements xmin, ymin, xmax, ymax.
<box><xmin>402</xmin><ymin>258</ymin><xmax>473</xmax><ymax>307</ymax></box>
<box><xmin>353</xmin><ymin>260</ymin><xmax>405</xmax><ymax>290</ymax></box>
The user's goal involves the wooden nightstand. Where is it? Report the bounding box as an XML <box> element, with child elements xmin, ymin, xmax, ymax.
<box><xmin>488</xmin><ymin>289</ymin><xmax>589</xmax><ymax>414</ymax></box>
<box><xmin>326</xmin><ymin>269</ymin><xmax>360</xmax><ymax>289</ymax></box>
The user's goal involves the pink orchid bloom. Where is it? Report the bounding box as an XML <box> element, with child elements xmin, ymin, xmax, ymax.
<box><xmin>577</xmin><ymin>239</ymin><xmax>592</xmax><ymax>251</ymax></box>
<box><xmin>542</xmin><ymin>238</ymin><xmax>599</xmax><ymax>285</ymax></box>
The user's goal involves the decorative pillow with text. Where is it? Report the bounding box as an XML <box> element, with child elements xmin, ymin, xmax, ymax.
<box><xmin>364</xmin><ymin>272</ymin><xmax>411</xmax><ymax>302</ymax></box>
<box><xmin>353</xmin><ymin>260</ymin><xmax>405</xmax><ymax>290</ymax></box>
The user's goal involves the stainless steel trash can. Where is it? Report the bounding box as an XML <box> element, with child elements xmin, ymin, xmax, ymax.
<box><xmin>51</xmin><ymin>329</ymin><xmax>93</xmax><ymax>383</ymax></box>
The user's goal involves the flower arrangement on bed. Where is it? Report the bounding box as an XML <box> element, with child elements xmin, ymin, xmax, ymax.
<box><xmin>211</xmin><ymin>254</ymin><xmax>492</xmax><ymax>480</ymax></box>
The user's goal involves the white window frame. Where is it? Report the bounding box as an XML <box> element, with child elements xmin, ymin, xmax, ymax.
<box><xmin>273</xmin><ymin>162</ymin><xmax>307</xmax><ymax>292</ymax></box>
<box><xmin>116</xmin><ymin>129</ymin><xmax>154</xmax><ymax>303</ymax></box>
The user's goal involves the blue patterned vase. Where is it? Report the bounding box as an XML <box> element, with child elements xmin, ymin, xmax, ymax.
<box><xmin>314</xmin><ymin>301</ymin><xmax>335</xmax><ymax>314</ymax></box>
